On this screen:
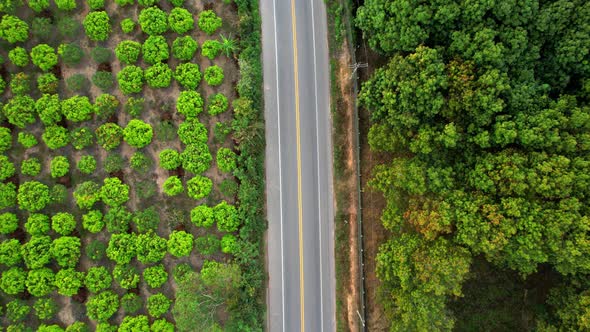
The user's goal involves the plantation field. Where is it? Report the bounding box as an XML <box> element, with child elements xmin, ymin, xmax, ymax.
<box><xmin>0</xmin><ymin>0</ymin><xmax>265</xmax><ymax>330</ymax></box>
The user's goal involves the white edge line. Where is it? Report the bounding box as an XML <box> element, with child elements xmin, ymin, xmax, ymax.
<box><xmin>271</xmin><ymin>0</ymin><xmax>286</xmax><ymax>330</ymax></box>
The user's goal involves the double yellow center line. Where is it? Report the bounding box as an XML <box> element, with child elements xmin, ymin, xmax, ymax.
<box><xmin>290</xmin><ymin>0</ymin><xmax>305</xmax><ymax>331</ymax></box>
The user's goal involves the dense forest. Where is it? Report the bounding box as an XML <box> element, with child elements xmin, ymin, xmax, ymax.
<box><xmin>355</xmin><ymin>0</ymin><xmax>590</xmax><ymax>330</ymax></box>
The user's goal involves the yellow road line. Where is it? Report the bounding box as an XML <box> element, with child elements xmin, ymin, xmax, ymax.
<box><xmin>290</xmin><ymin>0</ymin><xmax>305</xmax><ymax>331</ymax></box>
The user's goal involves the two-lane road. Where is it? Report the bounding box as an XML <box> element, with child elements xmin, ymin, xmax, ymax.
<box><xmin>262</xmin><ymin>0</ymin><xmax>335</xmax><ymax>330</ymax></box>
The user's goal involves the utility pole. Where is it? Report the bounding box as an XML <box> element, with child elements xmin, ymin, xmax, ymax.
<box><xmin>349</xmin><ymin>62</ymin><xmax>368</xmax><ymax>79</ymax></box>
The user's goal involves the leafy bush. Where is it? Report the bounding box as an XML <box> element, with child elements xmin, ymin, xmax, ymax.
<box><xmin>107</xmin><ymin>233</ymin><xmax>136</xmax><ymax>264</ymax></box>
<box><xmin>145</xmin><ymin>63</ymin><xmax>172</xmax><ymax>88</ymax></box>
<box><xmin>136</xmin><ymin>230</ymin><xmax>167</xmax><ymax>263</ymax></box>
<box><xmin>190</xmin><ymin>205</ymin><xmax>214</xmax><ymax>227</ymax></box>
<box><xmin>124</xmin><ymin>97</ymin><xmax>144</xmax><ymax>117</ymax></box>
<box><xmin>8</xmin><ymin>47</ymin><xmax>29</xmax><ymax>67</ymax></box>
<box><xmin>54</xmin><ymin>268</ymin><xmax>83</xmax><ymax>295</ymax></box>
<box><xmin>121</xmin><ymin>293</ymin><xmax>142</xmax><ymax>314</ymax></box>
<box><xmin>119</xmin><ymin>316</ymin><xmax>149</xmax><ymax>332</ymax></box>
<box><xmin>73</xmin><ymin>181</ymin><xmax>101</xmax><ymax>209</ymax></box>
<box><xmin>172</xmin><ymin>36</ymin><xmax>197</xmax><ymax>61</ymax></box>
<box><xmin>87</xmin><ymin>0</ymin><xmax>104</xmax><ymax>10</ymax></box>
<box><xmin>57</xmin><ymin>17</ymin><xmax>80</xmax><ymax>38</ymax></box>
<box><xmin>124</xmin><ymin>119</ymin><xmax>153</xmax><ymax>148</ymax></box>
<box><xmin>32</xmin><ymin>17</ymin><xmax>52</xmax><ymax>41</ymax></box>
<box><xmin>213</xmin><ymin>122</ymin><xmax>231</xmax><ymax>143</ymax></box>
<box><xmin>36</xmin><ymin>94</ymin><xmax>61</xmax><ymax>125</ymax></box>
<box><xmin>0</xmin><ymin>239</ymin><xmax>22</xmax><ymax>267</ymax></box>
<box><xmin>0</xmin><ymin>15</ymin><xmax>29</xmax><ymax>44</ymax></box>
<box><xmin>113</xmin><ymin>264</ymin><xmax>140</xmax><ymax>289</ymax></box>
<box><xmin>181</xmin><ymin>142</ymin><xmax>212</xmax><ymax>174</ymax></box>
<box><xmin>86</xmin><ymin>291</ymin><xmax>119</xmax><ymax>322</ymax></box>
<box><xmin>151</xmin><ymin>319</ymin><xmax>174</xmax><ymax>332</ymax></box>
<box><xmin>58</xmin><ymin>43</ymin><xmax>84</xmax><ymax>66</ymax></box>
<box><xmin>115</xmin><ymin>40</ymin><xmax>141</xmax><ymax>65</ymax></box>
<box><xmin>28</xmin><ymin>0</ymin><xmax>49</xmax><ymax>12</ymax></box>
<box><xmin>104</xmin><ymin>206</ymin><xmax>132</xmax><ymax>233</ymax></box>
<box><xmin>66</xmin><ymin>73</ymin><xmax>89</xmax><ymax>92</ymax></box>
<box><xmin>143</xmin><ymin>264</ymin><xmax>168</xmax><ymax>288</ymax></box>
<box><xmin>6</xmin><ymin>300</ymin><xmax>30</xmax><ymax>322</ymax></box>
<box><xmin>3</xmin><ymin>95</ymin><xmax>35</xmax><ymax>128</ymax></box>
<box><xmin>201</xmin><ymin>40</ymin><xmax>221</xmax><ymax>60</ymax></box>
<box><xmin>114</xmin><ymin>0</ymin><xmax>133</xmax><ymax>6</ymax></box>
<box><xmin>66</xmin><ymin>322</ymin><xmax>89</xmax><ymax>332</ymax></box>
<box><xmin>186</xmin><ymin>175</ymin><xmax>212</xmax><ymax>200</ymax></box>
<box><xmin>83</xmin><ymin>11</ymin><xmax>111</xmax><ymax>41</ymax></box>
<box><xmin>81</xmin><ymin>210</ymin><xmax>103</xmax><ymax>234</ymax></box>
<box><xmin>84</xmin><ymin>266</ymin><xmax>112</xmax><ymax>293</ymax></box>
<box><xmin>18</xmin><ymin>132</ymin><xmax>38</xmax><ymax>149</ymax></box>
<box><xmin>167</xmin><ymin>0</ymin><xmax>183</xmax><ymax>7</ymax></box>
<box><xmin>130</xmin><ymin>151</ymin><xmax>152</xmax><ymax>173</ymax></box>
<box><xmin>42</xmin><ymin>126</ymin><xmax>70</xmax><ymax>150</ymax></box>
<box><xmin>176</xmin><ymin>91</ymin><xmax>203</xmax><ymax>118</ymax></box>
<box><xmin>139</xmin><ymin>7</ymin><xmax>168</xmax><ymax>35</ymax></box>
<box><xmin>0</xmin><ymin>156</ymin><xmax>15</xmax><ymax>181</ymax></box>
<box><xmin>204</xmin><ymin>65</ymin><xmax>224</xmax><ymax>86</ymax></box>
<box><xmin>142</xmin><ymin>35</ymin><xmax>169</xmax><ymax>65</ymax></box>
<box><xmin>177</xmin><ymin>119</ymin><xmax>207</xmax><ymax>144</ymax></box>
<box><xmin>159</xmin><ymin>149</ymin><xmax>180</xmax><ymax>170</ymax></box>
<box><xmin>104</xmin><ymin>154</ymin><xmax>125</xmax><ymax>173</ymax></box>
<box><xmin>33</xmin><ymin>298</ymin><xmax>58</xmax><ymax>321</ymax></box>
<box><xmin>78</xmin><ymin>155</ymin><xmax>97</xmax><ymax>174</ymax></box>
<box><xmin>167</xmin><ymin>230</ymin><xmax>193</xmax><ymax>257</ymax></box>
<box><xmin>92</xmin><ymin>71</ymin><xmax>114</xmax><ymax>91</ymax></box>
<box><xmin>120</xmin><ymin>18</ymin><xmax>135</xmax><ymax>33</ymax></box>
<box><xmin>147</xmin><ymin>294</ymin><xmax>171</xmax><ymax>318</ymax></box>
<box><xmin>198</xmin><ymin>10</ymin><xmax>222</xmax><ymax>35</ymax></box>
<box><xmin>216</xmin><ymin>147</ymin><xmax>237</xmax><ymax>172</ymax></box>
<box><xmin>195</xmin><ymin>235</ymin><xmax>220</xmax><ymax>255</ymax></box>
<box><xmin>214</xmin><ymin>201</ymin><xmax>239</xmax><ymax>232</ymax></box>
<box><xmin>91</xmin><ymin>46</ymin><xmax>111</xmax><ymax>63</ymax></box>
<box><xmin>0</xmin><ymin>212</ymin><xmax>18</xmax><ymax>234</ymax></box>
<box><xmin>95</xmin><ymin>123</ymin><xmax>123</xmax><ymax>150</ymax></box>
<box><xmin>9</xmin><ymin>72</ymin><xmax>32</xmax><ymax>95</ymax></box>
<box><xmin>168</xmin><ymin>7</ymin><xmax>193</xmax><ymax>34</ymax></box>
<box><xmin>219</xmin><ymin>235</ymin><xmax>238</xmax><ymax>255</ymax></box>
<box><xmin>101</xmin><ymin>177</ymin><xmax>130</xmax><ymax>207</ymax></box>
<box><xmin>117</xmin><ymin>65</ymin><xmax>144</xmax><ymax>94</ymax></box>
<box><xmin>207</xmin><ymin>93</ymin><xmax>229</xmax><ymax>115</ymax></box>
<box><xmin>25</xmin><ymin>214</ymin><xmax>50</xmax><ymax>236</ymax></box>
<box><xmin>137</xmin><ymin>0</ymin><xmax>156</xmax><ymax>6</ymax></box>
<box><xmin>22</xmin><ymin>236</ymin><xmax>52</xmax><ymax>269</ymax></box>
<box><xmin>51</xmin><ymin>213</ymin><xmax>76</xmax><ymax>235</ymax></box>
<box><xmin>21</xmin><ymin>158</ymin><xmax>41</xmax><ymax>176</ymax></box>
<box><xmin>94</xmin><ymin>93</ymin><xmax>119</xmax><ymax>120</ymax></box>
<box><xmin>85</xmin><ymin>240</ymin><xmax>106</xmax><ymax>261</ymax></box>
<box><xmin>55</xmin><ymin>0</ymin><xmax>76</xmax><ymax>10</ymax></box>
<box><xmin>172</xmin><ymin>263</ymin><xmax>192</xmax><ymax>284</ymax></box>
<box><xmin>1</xmin><ymin>267</ymin><xmax>26</xmax><ymax>295</ymax></box>
<box><xmin>174</xmin><ymin>62</ymin><xmax>202</xmax><ymax>89</ymax></box>
<box><xmin>163</xmin><ymin>176</ymin><xmax>183</xmax><ymax>196</ymax></box>
<box><xmin>50</xmin><ymin>156</ymin><xmax>70</xmax><ymax>178</ymax></box>
<box><xmin>37</xmin><ymin>73</ymin><xmax>59</xmax><ymax>94</ymax></box>
<box><xmin>31</xmin><ymin>44</ymin><xmax>57</xmax><ymax>71</ymax></box>
<box><xmin>95</xmin><ymin>323</ymin><xmax>117</xmax><ymax>332</ymax></box>
<box><xmin>62</xmin><ymin>95</ymin><xmax>93</xmax><ymax>122</ymax></box>
<box><xmin>50</xmin><ymin>184</ymin><xmax>68</xmax><ymax>205</ymax></box>
<box><xmin>18</xmin><ymin>181</ymin><xmax>50</xmax><ymax>212</ymax></box>
<box><xmin>26</xmin><ymin>268</ymin><xmax>55</xmax><ymax>297</ymax></box>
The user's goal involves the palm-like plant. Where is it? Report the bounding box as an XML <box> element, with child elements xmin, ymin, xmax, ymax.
<box><xmin>219</xmin><ymin>34</ymin><xmax>238</xmax><ymax>58</ymax></box>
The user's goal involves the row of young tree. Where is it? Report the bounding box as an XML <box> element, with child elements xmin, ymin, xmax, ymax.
<box><xmin>356</xmin><ymin>0</ymin><xmax>590</xmax><ymax>330</ymax></box>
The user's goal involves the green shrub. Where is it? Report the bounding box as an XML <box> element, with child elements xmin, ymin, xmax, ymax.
<box><xmin>86</xmin><ymin>291</ymin><xmax>119</xmax><ymax>322</ymax></box>
<box><xmin>18</xmin><ymin>181</ymin><xmax>50</xmax><ymax>212</ymax></box>
<box><xmin>167</xmin><ymin>230</ymin><xmax>193</xmax><ymax>257</ymax></box>
<box><xmin>112</xmin><ymin>264</ymin><xmax>139</xmax><ymax>289</ymax></box>
<box><xmin>6</xmin><ymin>300</ymin><xmax>30</xmax><ymax>322</ymax></box>
<box><xmin>58</xmin><ymin>43</ymin><xmax>83</xmax><ymax>66</ymax></box>
<box><xmin>178</xmin><ymin>121</ymin><xmax>207</xmax><ymax>147</ymax></box>
<box><xmin>135</xmin><ymin>230</ymin><xmax>167</xmax><ymax>263</ymax></box>
<box><xmin>139</xmin><ymin>7</ymin><xmax>168</xmax><ymax>35</ymax></box>
<box><xmin>101</xmin><ymin>177</ymin><xmax>130</xmax><ymax>207</ymax></box>
<box><xmin>124</xmin><ymin>119</ymin><xmax>153</xmax><ymax>148</ymax></box>
<box><xmin>42</xmin><ymin>126</ymin><xmax>69</xmax><ymax>150</ymax></box>
<box><xmin>84</xmin><ymin>266</ymin><xmax>112</xmax><ymax>293</ymax></box>
<box><xmin>195</xmin><ymin>234</ymin><xmax>220</xmax><ymax>255</ymax></box>
<box><xmin>32</xmin><ymin>17</ymin><xmax>52</xmax><ymax>41</ymax></box>
<box><xmin>54</xmin><ymin>268</ymin><xmax>83</xmax><ymax>295</ymax></box>
<box><xmin>168</xmin><ymin>7</ymin><xmax>193</xmax><ymax>34</ymax></box>
<box><xmin>172</xmin><ymin>263</ymin><xmax>192</xmax><ymax>283</ymax></box>
<box><xmin>28</xmin><ymin>0</ymin><xmax>49</xmax><ymax>12</ymax></box>
<box><xmin>220</xmin><ymin>234</ymin><xmax>237</xmax><ymax>254</ymax></box>
<box><xmin>33</xmin><ymin>298</ymin><xmax>58</xmax><ymax>321</ymax></box>
<box><xmin>214</xmin><ymin>200</ymin><xmax>238</xmax><ymax>232</ymax></box>
<box><xmin>104</xmin><ymin>206</ymin><xmax>132</xmax><ymax>233</ymax></box>
<box><xmin>174</xmin><ymin>62</ymin><xmax>202</xmax><ymax>90</ymax></box>
<box><xmin>37</xmin><ymin>73</ymin><xmax>58</xmax><ymax>94</ymax></box>
<box><xmin>57</xmin><ymin>17</ymin><xmax>80</xmax><ymax>38</ymax></box>
<box><xmin>121</xmin><ymin>293</ymin><xmax>142</xmax><ymax>314</ymax></box>
<box><xmin>167</xmin><ymin>0</ymin><xmax>183</xmax><ymax>7</ymax></box>
<box><xmin>142</xmin><ymin>35</ymin><xmax>169</xmax><ymax>65</ymax></box>
<box><xmin>18</xmin><ymin>132</ymin><xmax>38</xmax><ymax>148</ymax></box>
<box><xmin>201</xmin><ymin>40</ymin><xmax>221</xmax><ymax>60</ymax></box>
<box><xmin>0</xmin><ymin>15</ymin><xmax>29</xmax><ymax>44</ymax></box>
<box><xmin>96</xmin><ymin>323</ymin><xmax>117</xmax><ymax>332</ymax></box>
<box><xmin>55</xmin><ymin>0</ymin><xmax>76</xmax><ymax>10</ymax></box>
<box><xmin>124</xmin><ymin>97</ymin><xmax>144</xmax><ymax>117</ymax></box>
<box><xmin>91</xmin><ymin>46</ymin><xmax>111</xmax><ymax>63</ymax></box>
<box><xmin>87</xmin><ymin>0</ymin><xmax>104</xmax><ymax>10</ymax></box>
<box><xmin>51</xmin><ymin>212</ymin><xmax>76</xmax><ymax>235</ymax></box>
<box><xmin>0</xmin><ymin>239</ymin><xmax>22</xmax><ymax>267</ymax></box>
<box><xmin>92</xmin><ymin>71</ymin><xmax>114</xmax><ymax>91</ymax></box>
<box><xmin>147</xmin><ymin>294</ymin><xmax>171</xmax><ymax>318</ymax></box>
<box><xmin>130</xmin><ymin>151</ymin><xmax>152</xmax><ymax>173</ymax></box>
<box><xmin>120</xmin><ymin>18</ymin><xmax>135</xmax><ymax>33</ymax></box>
<box><xmin>198</xmin><ymin>10</ymin><xmax>222</xmax><ymax>35</ymax></box>
<box><xmin>1</xmin><ymin>267</ymin><xmax>26</xmax><ymax>295</ymax></box>
<box><xmin>0</xmin><ymin>212</ymin><xmax>18</xmax><ymax>234</ymax></box>
<box><xmin>9</xmin><ymin>72</ymin><xmax>32</xmax><ymax>96</ymax></box>
<box><xmin>172</xmin><ymin>36</ymin><xmax>197</xmax><ymax>61</ymax></box>
<box><xmin>145</xmin><ymin>63</ymin><xmax>172</xmax><ymax>88</ymax></box>
<box><xmin>216</xmin><ymin>147</ymin><xmax>237</xmax><ymax>172</ymax></box>
<box><xmin>181</xmin><ymin>143</ymin><xmax>212</xmax><ymax>174</ymax></box>
<box><xmin>82</xmin><ymin>210</ymin><xmax>103</xmax><ymax>233</ymax></box>
<box><xmin>114</xmin><ymin>0</ymin><xmax>133</xmax><ymax>6</ymax></box>
<box><xmin>163</xmin><ymin>176</ymin><xmax>183</xmax><ymax>196</ymax></box>
<box><xmin>104</xmin><ymin>154</ymin><xmax>125</xmax><ymax>173</ymax></box>
<box><xmin>176</xmin><ymin>90</ymin><xmax>203</xmax><ymax>118</ymax></box>
<box><xmin>186</xmin><ymin>175</ymin><xmax>212</xmax><ymax>200</ymax></box>
<box><xmin>83</xmin><ymin>11</ymin><xmax>111</xmax><ymax>41</ymax></box>
<box><xmin>85</xmin><ymin>240</ymin><xmax>106</xmax><ymax>261</ymax></box>
<box><xmin>25</xmin><ymin>214</ymin><xmax>50</xmax><ymax>236</ymax></box>
<box><xmin>207</xmin><ymin>93</ymin><xmax>229</xmax><ymax>115</ymax></box>
<box><xmin>95</xmin><ymin>123</ymin><xmax>123</xmax><ymax>150</ymax></box>
<box><xmin>50</xmin><ymin>156</ymin><xmax>70</xmax><ymax>178</ymax></box>
<box><xmin>66</xmin><ymin>74</ymin><xmax>89</xmax><ymax>92</ymax></box>
<box><xmin>51</xmin><ymin>237</ymin><xmax>82</xmax><ymax>268</ymax></box>
<box><xmin>107</xmin><ymin>233</ymin><xmax>136</xmax><ymax>264</ymax></box>
<box><xmin>219</xmin><ymin>178</ymin><xmax>238</xmax><ymax>197</ymax></box>
<box><xmin>62</xmin><ymin>95</ymin><xmax>93</xmax><ymax>122</ymax></box>
<box><xmin>0</xmin><ymin>155</ymin><xmax>16</xmax><ymax>181</ymax></box>
<box><xmin>151</xmin><ymin>319</ymin><xmax>175</xmax><ymax>332</ymax></box>
<box><xmin>143</xmin><ymin>264</ymin><xmax>168</xmax><ymax>288</ymax></box>
<box><xmin>21</xmin><ymin>158</ymin><xmax>41</xmax><ymax>176</ymax></box>
<box><xmin>132</xmin><ymin>207</ymin><xmax>159</xmax><ymax>233</ymax></box>
<box><xmin>0</xmin><ymin>128</ymin><xmax>12</xmax><ymax>152</ymax></box>
<box><xmin>190</xmin><ymin>205</ymin><xmax>214</xmax><ymax>227</ymax></box>
<box><xmin>9</xmin><ymin>47</ymin><xmax>29</xmax><ymax>67</ymax></box>
<box><xmin>137</xmin><ymin>0</ymin><xmax>156</xmax><ymax>6</ymax></box>
<box><xmin>50</xmin><ymin>184</ymin><xmax>68</xmax><ymax>204</ymax></box>
<box><xmin>115</xmin><ymin>40</ymin><xmax>141</xmax><ymax>65</ymax></box>
<box><xmin>66</xmin><ymin>322</ymin><xmax>89</xmax><ymax>332</ymax></box>
<box><xmin>31</xmin><ymin>44</ymin><xmax>57</xmax><ymax>71</ymax></box>
<box><xmin>36</xmin><ymin>94</ymin><xmax>61</xmax><ymax>125</ymax></box>
<box><xmin>117</xmin><ymin>65</ymin><xmax>144</xmax><ymax>94</ymax></box>
<box><xmin>22</xmin><ymin>236</ymin><xmax>52</xmax><ymax>269</ymax></box>
<box><xmin>26</xmin><ymin>268</ymin><xmax>55</xmax><ymax>297</ymax></box>
<box><xmin>94</xmin><ymin>93</ymin><xmax>119</xmax><ymax>120</ymax></box>
<box><xmin>204</xmin><ymin>65</ymin><xmax>224</xmax><ymax>86</ymax></box>
<box><xmin>119</xmin><ymin>316</ymin><xmax>149</xmax><ymax>332</ymax></box>
<box><xmin>73</xmin><ymin>181</ymin><xmax>101</xmax><ymax>209</ymax></box>
<box><xmin>77</xmin><ymin>155</ymin><xmax>97</xmax><ymax>174</ymax></box>
<box><xmin>159</xmin><ymin>149</ymin><xmax>180</xmax><ymax>170</ymax></box>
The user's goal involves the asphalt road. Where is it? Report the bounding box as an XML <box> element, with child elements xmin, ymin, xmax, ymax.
<box><xmin>261</xmin><ymin>0</ymin><xmax>335</xmax><ymax>331</ymax></box>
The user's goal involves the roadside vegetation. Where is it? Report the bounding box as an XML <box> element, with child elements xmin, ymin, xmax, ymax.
<box><xmin>355</xmin><ymin>0</ymin><xmax>590</xmax><ymax>331</ymax></box>
<box><xmin>0</xmin><ymin>0</ymin><xmax>264</xmax><ymax>330</ymax></box>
